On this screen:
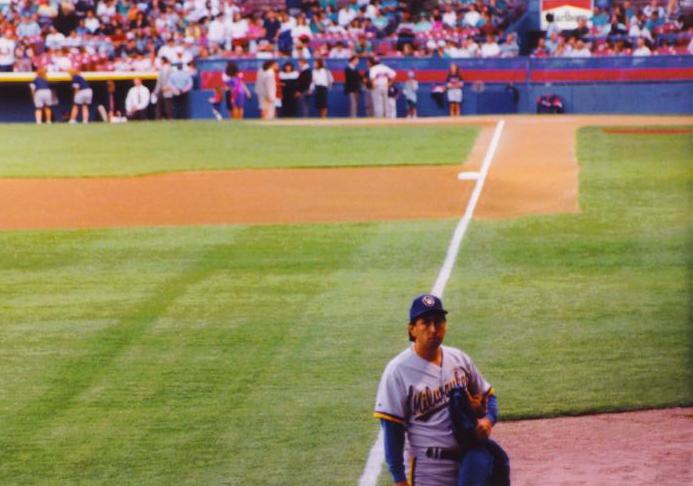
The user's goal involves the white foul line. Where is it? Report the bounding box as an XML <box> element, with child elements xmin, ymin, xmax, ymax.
<box><xmin>431</xmin><ymin>119</ymin><xmax>505</xmax><ymax>298</ymax></box>
<box><xmin>358</xmin><ymin>119</ymin><xmax>505</xmax><ymax>486</ymax></box>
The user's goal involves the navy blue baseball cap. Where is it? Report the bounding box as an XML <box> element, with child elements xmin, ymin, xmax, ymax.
<box><xmin>409</xmin><ymin>294</ymin><xmax>448</xmax><ymax>322</ymax></box>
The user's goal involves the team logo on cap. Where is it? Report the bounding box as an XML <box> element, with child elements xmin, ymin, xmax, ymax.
<box><xmin>422</xmin><ymin>295</ymin><xmax>436</xmax><ymax>307</ymax></box>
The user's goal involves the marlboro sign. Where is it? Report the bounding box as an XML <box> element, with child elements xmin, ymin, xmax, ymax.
<box><xmin>541</xmin><ymin>0</ymin><xmax>593</xmax><ymax>30</ymax></box>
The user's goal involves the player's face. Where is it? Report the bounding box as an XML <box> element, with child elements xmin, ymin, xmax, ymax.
<box><xmin>410</xmin><ymin>313</ymin><xmax>447</xmax><ymax>350</ymax></box>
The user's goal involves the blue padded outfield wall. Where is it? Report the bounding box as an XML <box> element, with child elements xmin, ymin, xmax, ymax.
<box><xmin>191</xmin><ymin>56</ymin><xmax>692</xmax><ymax>118</ymax></box>
<box><xmin>0</xmin><ymin>56</ymin><xmax>691</xmax><ymax>122</ymax></box>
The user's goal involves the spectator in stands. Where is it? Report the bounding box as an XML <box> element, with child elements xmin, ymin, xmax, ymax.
<box><xmin>29</xmin><ymin>66</ymin><xmax>52</xmax><ymax>124</ymax></box>
<box><xmin>571</xmin><ymin>39</ymin><xmax>592</xmax><ymax>57</ymax></box>
<box><xmin>500</xmin><ymin>32</ymin><xmax>520</xmax><ymax>57</ymax></box>
<box><xmin>545</xmin><ymin>13</ymin><xmax>561</xmax><ymax>38</ymax></box>
<box><xmin>643</xmin><ymin>0</ymin><xmax>666</xmax><ymax>20</ymax></box>
<box><xmin>570</xmin><ymin>17</ymin><xmax>590</xmax><ymax>40</ymax></box>
<box><xmin>368</xmin><ymin>56</ymin><xmax>396</xmax><ymax>117</ymax></box>
<box><xmin>328</xmin><ymin>41</ymin><xmax>352</xmax><ymax>58</ymax></box>
<box><xmin>296</xmin><ymin>58</ymin><xmax>313</xmax><ymax>117</ymax></box>
<box><xmin>17</xmin><ymin>14</ymin><xmax>41</xmax><ymax>39</ymax></box>
<box><xmin>632</xmin><ymin>37</ymin><xmax>652</xmax><ymax>56</ymax></box>
<box><xmin>446</xmin><ymin>63</ymin><xmax>463</xmax><ymax>117</ymax></box>
<box><xmin>480</xmin><ymin>34</ymin><xmax>501</xmax><ymax>57</ymax></box>
<box><xmin>311</xmin><ymin>57</ymin><xmax>333</xmax><ymax>118</ymax></box>
<box><xmin>592</xmin><ymin>7</ymin><xmax>611</xmax><ymax>37</ymax></box>
<box><xmin>645</xmin><ymin>10</ymin><xmax>665</xmax><ymax>32</ymax></box>
<box><xmin>344</xmin><ymin>54</ymin><xmax>362</xmax><ymax>117</ymax></box>
<box><xmin>463</xmin><ymin>5</ymin><xmax>482</xmax><ymax>28</ymax></box>
<box><xmin>207</xmin><ymin>14</ymin><xmax>226</xmax><ymax>49</ymax></box>
<box><xmin>628</xmin><ymin>11</ymin><xmax>654</xmax><ymax>41</ymax></box>
<box><xmin>460</xmin><ymin>36</ymin><xmax>480</xmax><ymax>58</ymax></box>
<box><xmin>125</xmin><ymin>77</ymin><xmax>150</xmax><ymax>120</ymax></box>
<box><xmin>532</xmin><ymin>37</ymin><xmax>549</xmax><ymax>57</ymax></box>
<box><xmin>546</xmin><ymin>31</ymin><xmax>562</xmax><ymax>54</ymax></box>
<box><xmin>292</xmin><ymin>38</ymin><xmax>313</xmax><ymax>58</ymax></box>
<box><xmin>68</xmin><ymin>68</ymin><xmax>92</xmax><ymax>124</ymax></box>
<box><xmin>0</xmin><ymin>29</ymin><xmax>15</xmax><ymax>72</ymax></box>
<box><xmin>279</xmin><ymin>61</ymin><xmax>299</xmax><ymax>117</ymax></box>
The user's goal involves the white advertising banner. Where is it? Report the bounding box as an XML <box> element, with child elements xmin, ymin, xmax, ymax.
<box><xmin>541</xmin><ymin>0</ymin><xmax>594</xmax><ymax>31</ymax></box>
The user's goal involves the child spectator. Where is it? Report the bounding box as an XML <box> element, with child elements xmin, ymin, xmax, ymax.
<box><xmin>403</xmin><ymin>70</ymin><xmax>418</xmax><ymax>118</ymax></box>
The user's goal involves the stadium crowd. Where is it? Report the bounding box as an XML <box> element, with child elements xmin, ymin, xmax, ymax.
<box><xmin>532</xmin><ymin>0</ymin><xmax>692</xmax><ymax>57</ymax></box>
<box><xmin>0</xmin><ymin>0</ymin><xmax>527</xmax><ymax>74</ymax></box>
<box><xmin>1</xmin><ymin>0</ymin><xmax>691</xmax><ymax>74</ymax></box>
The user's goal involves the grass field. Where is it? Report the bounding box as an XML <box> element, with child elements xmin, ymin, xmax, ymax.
<box><xmin>0</xmin><ymin>122</ymin><xmax>478</xmax><ymax>177</ymax></box>
<box><xmin>0</xmin><ymin>123</ymin><xmax>690</xmax><ymax>484</ymax></box>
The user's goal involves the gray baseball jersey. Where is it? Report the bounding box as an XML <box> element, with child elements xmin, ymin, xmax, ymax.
<box><xmin>374</xmin><ymin>344</ymin><xmax>492</xmax><ymax>458</ymax></box>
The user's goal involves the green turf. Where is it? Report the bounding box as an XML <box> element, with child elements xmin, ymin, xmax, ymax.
<box><xmin>444</xmin><ymin>127</ymin><xmax>692</xmax><ymax>418</ymax></box>
<box><xmin>0</xmin><ymin>122</ymin><xmax>478</xmax><ymax>177</ymax></box>
<box><xmin>0</xmin><ymin>125</ymin><xmax>690</xmax><ymax>484</ymax></box>
<box><xmin>0</xmin><ymin>222</ymin><xmax>457</xmax><ymax>485</ymax></box>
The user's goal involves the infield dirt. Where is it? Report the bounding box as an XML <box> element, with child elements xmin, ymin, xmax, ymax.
<box><xmin>1</xmin><ymin>115</ymin><xmax>688</xmax><ymax>230</ymax></box>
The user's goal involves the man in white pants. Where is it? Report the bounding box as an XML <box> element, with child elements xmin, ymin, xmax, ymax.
<box><xmin>369</xmin><ymin>57</ymin><xmax>396</xmax><ymax>118</ymax></box>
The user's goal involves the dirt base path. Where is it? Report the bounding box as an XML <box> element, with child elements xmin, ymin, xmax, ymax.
<box><xmin>1</xmin><ymin>115</ymin><xmax>690</xmax><ymax>230</ymax></box>
<box><xmin>493</xmin><ymin>407</ymin><xmax>693</xmax><ymax>485</ymax></box>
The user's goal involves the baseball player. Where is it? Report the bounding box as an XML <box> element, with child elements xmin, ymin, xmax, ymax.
<box><xmin>374</xmin><ymin>294</ymin><xmax>502</xmax><ymax>486</ymax></box>
<box><xmin>69</xmin><ymin>68</ymin><xmax>92</xmax><ymax>124</ymax></box>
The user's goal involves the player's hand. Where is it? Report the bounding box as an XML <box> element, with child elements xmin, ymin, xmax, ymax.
<box><xmin>474</xmin><ymin>417</ymin><xmax>493</xmax><ymax>441</ymax></box>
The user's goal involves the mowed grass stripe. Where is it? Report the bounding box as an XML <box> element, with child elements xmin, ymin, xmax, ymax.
<box><xmin>0</xmin><ymin>122</ymin><xmax>478</xmax><ymax>178</ymax></box>
<box><xmin>0</xmin><ymin>221</ymin><xmax>457</xmax><ymax>484</ymax></box>
<box><xmin>442</xmin><ymin>127</ymin><xmax>691</xmax><ymax>419</ymax></box>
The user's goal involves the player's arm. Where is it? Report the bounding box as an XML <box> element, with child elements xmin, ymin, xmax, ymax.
<box><xmin>380</xmin><ymin>418</ymin><xmax>407</xmax><ymax>485</ymax></box>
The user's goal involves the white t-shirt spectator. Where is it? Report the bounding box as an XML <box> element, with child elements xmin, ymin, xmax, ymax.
<box><xmin>0</xmin><ymin>36</ymin><xmax>15</xmax><ymax>68</ymax></box>
<box><xmin>480</xmin><ymin>41</ymin><xmax>501</xmax><ymax>57</ymax></box>
<box><xmin>96</xmin><ymin>1</ymin><xmax>116</xmax><ymax>21</ymax></box>
<box><xmin>158</xmin><ymin>43</ymin><xmax>180</xmax><ymax>61</ymax></box>
<box><xmin>227</xmin><ymin>18</ymin><xmax>248</xmax><ymax>40</ymax></box>
<box><xmin>442</xmin><ymin>11</ymin><xmax>457</xmax><ymax>28</ymax></box>
<box><xmin>571</xmin><ymin>46</ymin><xmax>592</xmax><ymax>57</ymax></box>
<box><xmin>85</xmin><ymin>16</ymin><xmax>101</xmax><ymax>34</ymax></box>
<box><xmin>632</xmin><ymin>45</ymin><xmax>652</xmax><ymax>56</ymax></box>
<box><xmin>328</xmin><ymin>45</ymin><xmax>352</xmax><ymax>59</ymax></box>
<box><xmin>628</xmin><ymin>24</ymin><xmax>653</xmax><ymax>42</ymax></box>
<box><xmin>207</xmin><ymin>17</ymin><xmax>226</xmax><ymax>45</ymax></box>
<box><xmin>292</xmin><ymin>24</ymin><xmax>312</xmax><ymax>42</ymax></box>
<box><xmin>463</xmin><ymin>9</ymin><xmax>481</xmax><ymax>27</ymax></box>
<box><xmin>132</xmin><ymin>56</ymin><xmax>153</xmax><ymax>71</ymax></box>
<box><xmin>460</xmin><ymin>40</ymin><xmax>479</xmax><ymax>57</ymax></box>
<box><xmin>338</xmin><ymin>7</ymin><xmax>356</xmax><ymax>27</ymax></box>
<box><xmin>45</xmin><ymin>31</ymin><xmax>65</xmax><ymax>50</ymax></box>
